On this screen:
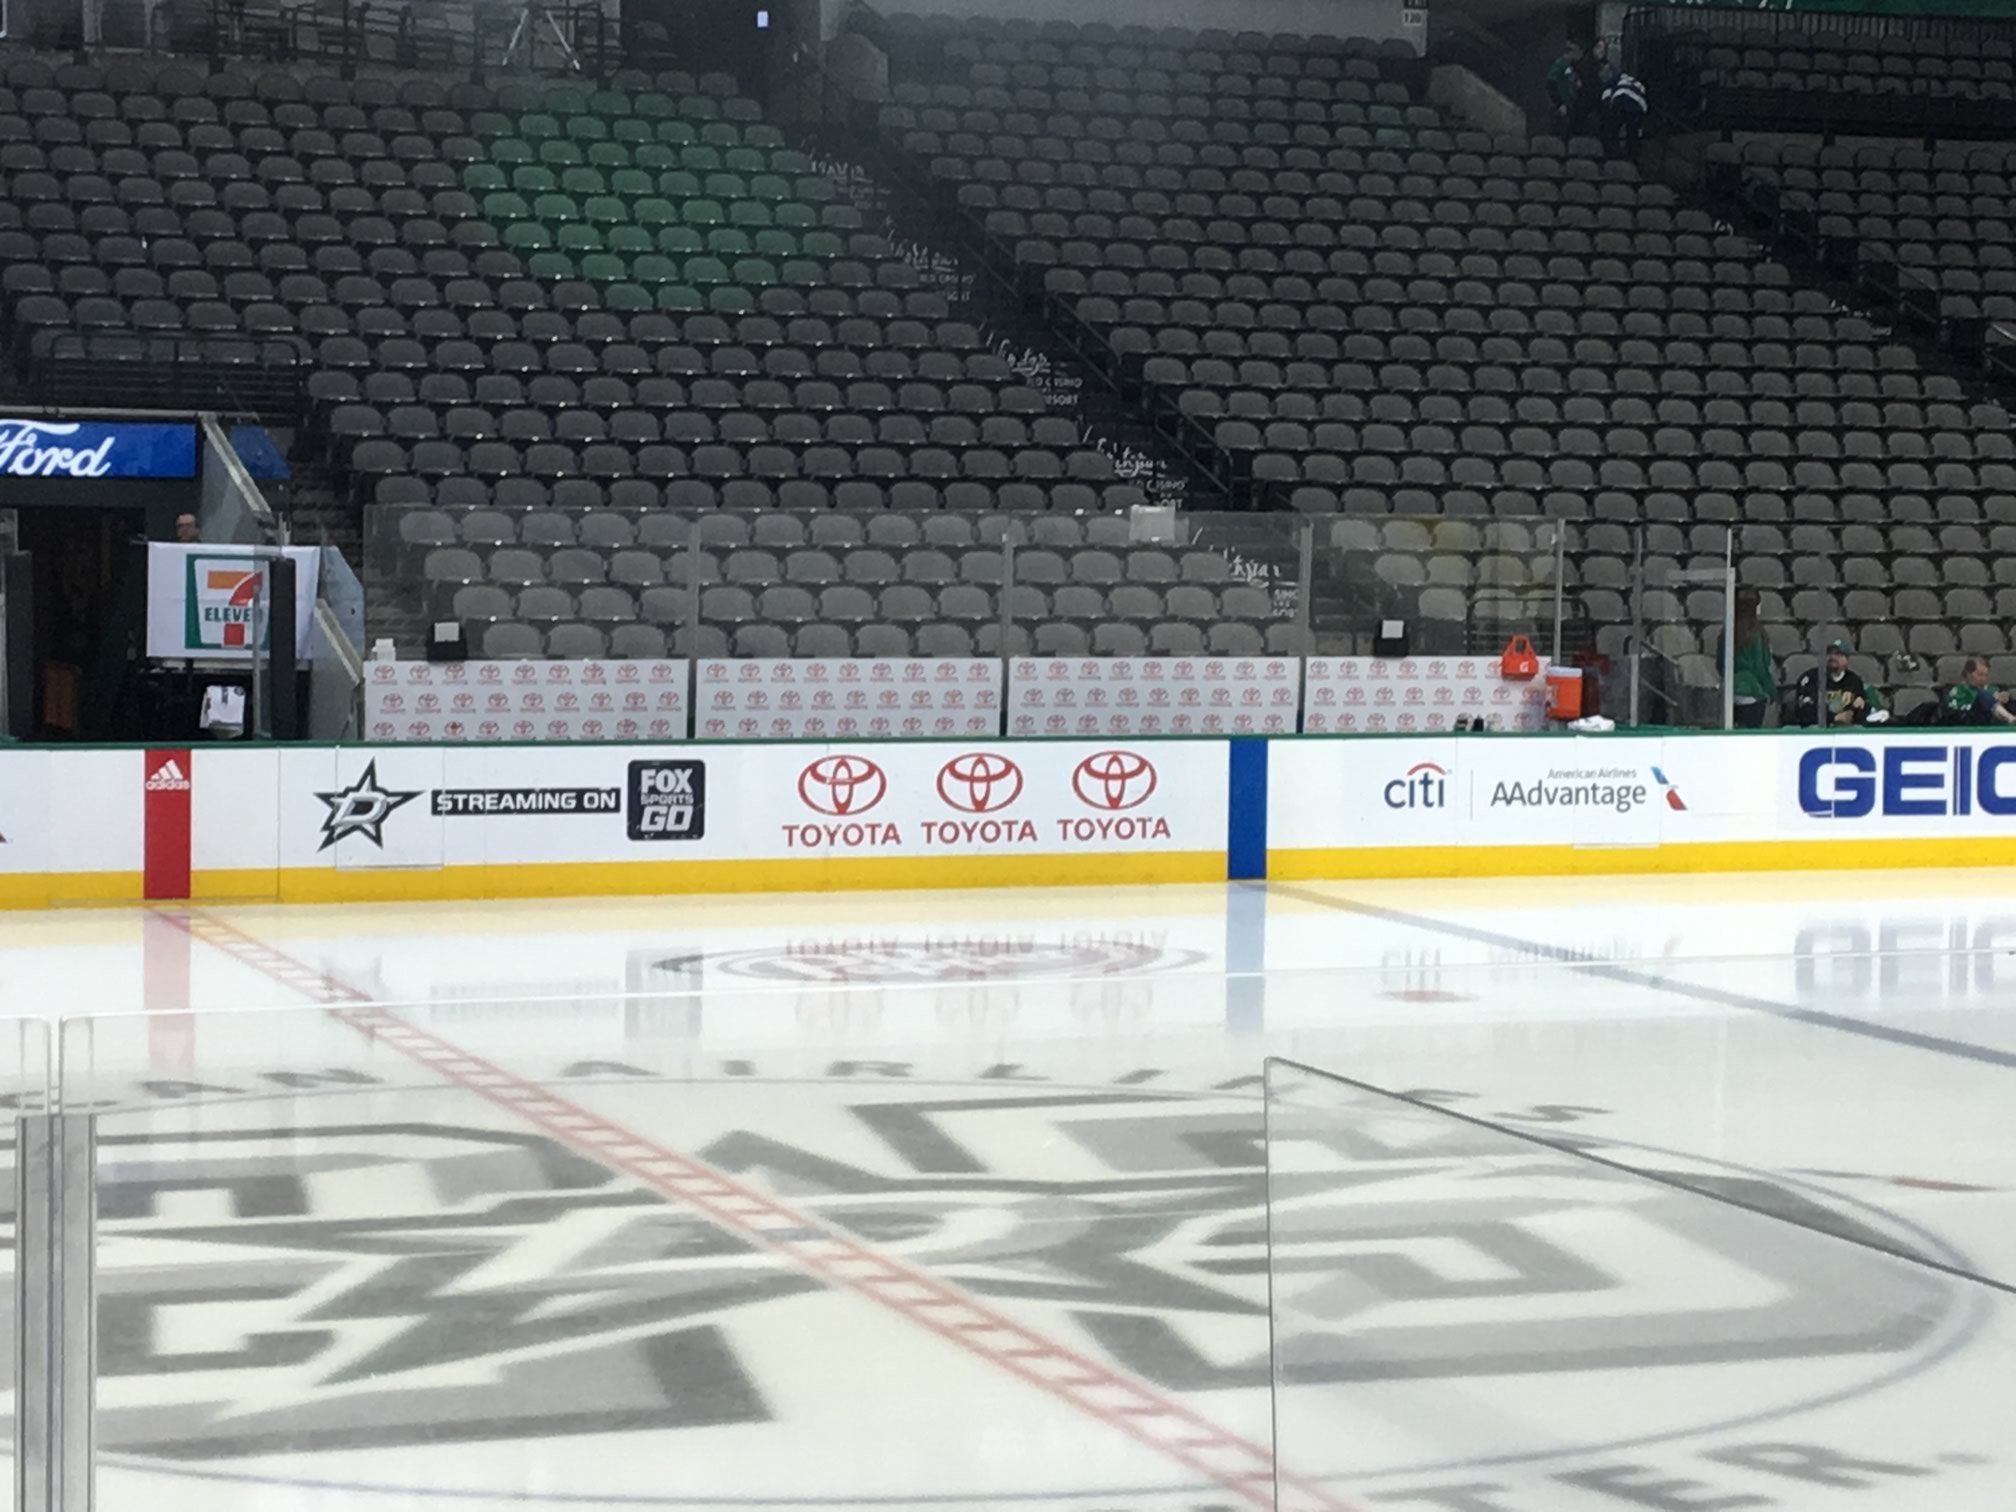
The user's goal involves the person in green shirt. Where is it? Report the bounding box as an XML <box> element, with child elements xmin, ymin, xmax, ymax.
<box><xmin>1729</xmin><ymin>588</ymin><xmax>1774</xmax><ymax>727</ymax></box>
<box><xmin>1942</xmin><ymin>655</ymin><xmax>2016</xmax><ymax>726</ymax></box>
<box><xmin>1546</xmin><ymin>41</ymin><xmax>1585</xmax><ymax>132</ymax></box>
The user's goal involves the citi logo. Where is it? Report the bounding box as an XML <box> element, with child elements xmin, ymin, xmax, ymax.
<box><xmin>1384</xmin><ymin>761</ymin><xmax>1446</xmax><ymax>809</ymax></box>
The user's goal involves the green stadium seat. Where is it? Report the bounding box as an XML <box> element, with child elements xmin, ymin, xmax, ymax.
<box><xmin>482</xmin><ymin>190</ymin><xmax>533</xmax><ymax>223</ymax></box>
<box><xmin>532</xmin><ymin>192</ymin><xmax>581</xmax><ymax>223</ymax></box>
<box><xmin>633</xmin><ymin>197</ymin><xmax>678</xmax><ymax>230</ymax></box>
<box><xmin>525</xmin><ymin>249</ymin><xmax>575</xmax><ymax>280</ymax></box>
<box><xmin>556</xmin><ymin>223</ymin><xmax>604</xmax><ymax>253</ymax></box>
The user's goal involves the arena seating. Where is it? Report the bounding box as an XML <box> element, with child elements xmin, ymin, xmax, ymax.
<box><xmin>1628</xmin><ymin>11</ymin><xmax>2016</xmax><ymax>136</ymax></box>
<box><xmin>871</xmin><ymin>12</ymin><xmax>2016</xmax><ymax>704</ymax></box>
<box><xmin>1690</xmin><ymin>28</ymin><xmax>2012</xmax><ymax>103</ymax></box>
<box><xmin>11</xmin><ymin>19</ymin><xmax>2016</xmax><ymax>716</ymax></box>
<box><xmin>0</xmin><ymin>55</ymin><xmax>1140</xmax><ymax>516</ymax></box>
<box><xmin>1718</xmin><ymin>138</ymin><xmax>2016</xmax><ymax>354</ymax></box>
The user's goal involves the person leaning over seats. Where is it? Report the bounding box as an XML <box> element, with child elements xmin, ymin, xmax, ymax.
<box><xmin>1789</xmin><ymin>638</ymin><xmax>1870</xmax><ymax>727</ymax></box>
<box><xmin>1941</xmin><ymin>654</ymin><xmax>2016</xmax><ymax>725</ymax></box>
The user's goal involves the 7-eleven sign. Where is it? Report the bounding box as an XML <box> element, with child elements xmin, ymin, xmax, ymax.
<box><xmin>183</xmin><ymin>556</ymin><xmax>264</xmax><ymax>651</ymax></box>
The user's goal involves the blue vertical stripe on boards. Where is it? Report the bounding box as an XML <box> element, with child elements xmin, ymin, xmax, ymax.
<box><xmin>1225</xmin><ymin>738</ymin><xmax>1269</xmax><ymax>880</ymax></box>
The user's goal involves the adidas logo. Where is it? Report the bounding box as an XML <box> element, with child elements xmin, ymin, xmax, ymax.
<box><xmin>145</xmin><ymin>758</ymin><xmax>191</xmax><ymax>792</ymax></box>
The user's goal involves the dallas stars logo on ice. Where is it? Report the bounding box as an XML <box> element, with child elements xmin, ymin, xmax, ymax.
<box><xmin>315</xmin><ymin>762</ymin><xmax>420</xmax><ymax>850</ymax></box>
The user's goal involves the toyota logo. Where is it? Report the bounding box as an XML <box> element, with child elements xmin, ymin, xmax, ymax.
<box><xmin>936</xmin><ymin>752</ymin><xmax>1024</xmax><ymax>813</ymax></box>
<box><xmin>1071</xmin><ymin>749</ymin><xmax>1157</xmax><ymax>811</ymax></box>
<box><xmin>798</xmin><ymin>754</ymin><xmax>887</xmax><ymax>816</ymax></box>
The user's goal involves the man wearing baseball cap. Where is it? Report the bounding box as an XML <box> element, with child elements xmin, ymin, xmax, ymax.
<box><xmin>1789</xmin><ymin>638</ymin><xmax>1871</xmax><ymax>727</ymax></box>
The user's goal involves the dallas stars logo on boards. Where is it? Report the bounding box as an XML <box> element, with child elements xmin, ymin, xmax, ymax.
<box><xmin>315</xmin><ymin>761</ymin><xmax>420</xmax><ymax>850</ymax></box>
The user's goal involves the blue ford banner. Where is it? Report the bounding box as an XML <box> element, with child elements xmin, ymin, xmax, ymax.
<box><xmin>0</xmin><ymin>418</ymin><xmax>197</xmax><ymax>479</ymax></box>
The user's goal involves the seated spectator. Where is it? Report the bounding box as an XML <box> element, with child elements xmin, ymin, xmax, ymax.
<box><xmin>1601</xmin><ymin>66</ymin><xmax>1648</xmax><ymax>160</ymax></box>
<box><xmin>1789</xmin><ymin>639</ymin><xmax>1871</xmax><ymax>726</ymax></box>
<box><xmin>1941</xmin><ymin>655</ymin><xmax>2016</xmax><ymax>725</ymax></box>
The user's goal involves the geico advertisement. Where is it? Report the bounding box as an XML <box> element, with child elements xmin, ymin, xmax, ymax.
<box><xmin>278</xmin><ymin>742</ymin><xmax>1228</xmax><ymax>868</ymax></box>
<box><xmin>1789</xmin><ymin>735</ymin><xmax>2016</xmax><ymax>830</ymax></box>
<box><xmin>1270</xmin><ymin>737</ymin><xmax>1697</xmax><ymax>849</ymax></box>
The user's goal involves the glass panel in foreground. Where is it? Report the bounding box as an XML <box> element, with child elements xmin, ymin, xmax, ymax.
<box><xmin>1263</xmin><ymin>1056</ymin><xmax>2009</xmax><ymax>1512</ymax></box>
<box><xmin>0</xmin><ymin>1017</ymin><xmax>52</xmax><ymax>1512</ymax></box>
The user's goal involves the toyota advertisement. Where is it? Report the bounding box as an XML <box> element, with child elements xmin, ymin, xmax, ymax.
<box><xmin>275</xmin><ymin>741</ymin><xmax>1225</xmax><ymax>882</ymax></box>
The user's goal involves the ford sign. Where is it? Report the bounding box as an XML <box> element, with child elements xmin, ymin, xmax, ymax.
<box><xmin>0</xmin><ymin>419</ymin><xmax>197</xmax><ymax>478</ymax></box>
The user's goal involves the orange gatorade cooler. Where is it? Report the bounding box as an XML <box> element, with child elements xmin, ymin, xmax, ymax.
<box><xmin>1546</xmin><ymin>664</ymin><xmax>1584</xmax><ymax>721</ymax></box>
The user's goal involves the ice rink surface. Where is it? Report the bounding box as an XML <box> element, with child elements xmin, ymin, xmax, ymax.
<box><xmin>3</xmin><ymin>871</ymin><xmax>2015</xmax><ymax>1512</ymax></box>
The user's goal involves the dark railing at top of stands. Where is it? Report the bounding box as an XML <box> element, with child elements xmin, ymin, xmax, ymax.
<box><xmin>185</xmin><ymin>0</ymin><xmax>649</xmax><ymax>79</ymax></box>
<box><xmin>20</xmin><ymin>330</ymin><xmax>310</xmax><ymax>424</ymax></box>
<box><xmin>1624</xmin><ymin>2</ymin><xmax>2016</xmax><ymax>138</ymax></box>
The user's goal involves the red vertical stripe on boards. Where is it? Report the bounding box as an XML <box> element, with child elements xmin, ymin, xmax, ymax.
<box><xmin>142</xmin><ymin>748</ymin><xmax>193</xmax><ymax>901</ymax></box>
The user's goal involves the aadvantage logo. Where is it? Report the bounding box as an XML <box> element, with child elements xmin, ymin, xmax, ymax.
<box><xmin>183</xmin><ymin>556</ymin><xmax>265</xmax><ymax>651</ymax></box>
